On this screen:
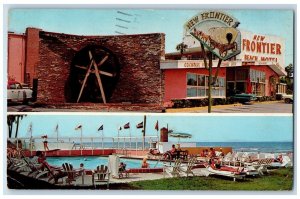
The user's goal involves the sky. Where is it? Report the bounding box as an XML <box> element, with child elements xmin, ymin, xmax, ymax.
<box><xmin>7</xmin><ymin>8</ymin><xmax>294</xmax><ymax>66</ymax></box>
<box><xmin>9</xmin><ymin>114</ymin><xmax>293</xmax><ymax>142</ymax></box>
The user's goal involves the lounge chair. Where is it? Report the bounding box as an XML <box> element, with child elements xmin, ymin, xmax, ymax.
<box><xmin>179</xmin><ymin>157</ymin><xmax>197</xmax><ymax>177</ymax></box>
<box><xmin>163</xmin><ymin>159</ymin><xmax>182</xmax><ymax>178</ymax></box>
<box><xmin>243</xmin><ymin>163</ymin><xmax>259</xmax><ymax>176</ymax></box>
<box><xmin>206</xmin><ymin>165</ymin><xmax>246</xmax><ymax>181</ymax></box>
<box><xmin>147</xmin><ymin>149</ymin><xmax>163</xmax><ymax>160</ymax></box>
<box><xmin>16</xmin><ymin>156</ymin><xmax>40</xmax><ymax>173</ymax></box>
<box><xmin>62</xmin><ymin>163</ymin><xmax>81</xmax><ymax>184</ymax></box>
<box><xmin>92</xmin><ymin>165</ymin><xmax>110</xmax><ymax>189</ymax></box>
<box><xmin>221</xmin><ymin>152</ymin><xmax>234</xmax><ymax>166</ymax></box>
<box><xmin>8</xmin><ymin>157</ymin><xmax>29</xmax><ymax>171</ymax></box>
<box><xmin>118</xmin><ymin>163</ymin><xmax>129</xmax><ymax>178</ymax></box>
<box><xmin>270</xmin><ymin>155</ymin><xmax>292</xmax><ymax>168</ymax></box>
<box><xmin>37</xmin><ymin>162</ymin><xmax>66</xmax><ymax>184</ymax></box>
<box><xmin>251</xmin><ymin>158</ymin><xmax>272</xmax><ymax>176</ymax></box>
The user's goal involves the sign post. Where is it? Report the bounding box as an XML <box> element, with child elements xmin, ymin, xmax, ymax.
<box><xmin>184</xmin><ymin>10</ymin><xmax>241</xmax><ymax>113</ymax></box>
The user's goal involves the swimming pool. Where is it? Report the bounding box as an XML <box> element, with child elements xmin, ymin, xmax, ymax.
<box><xmin>47</xmin><ymin>156</ymin><xmax>164</xmax><ymax>169</ymax></box>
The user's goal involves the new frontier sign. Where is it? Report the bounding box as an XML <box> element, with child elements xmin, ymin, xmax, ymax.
<box><xmin>184</xmin><ymin>11</ymin><xmax>241</xmax><ymax>60</ymax></box>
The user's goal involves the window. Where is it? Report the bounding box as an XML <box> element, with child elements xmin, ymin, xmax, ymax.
<box><xmin>198</xmin><ymin>75</ymin><xmax>205</xmax><ymax>86</ymax></box>
<box><xmin>187</xmin><ymin>74</ymin><xmax>197</xmax><ymax>86</ymax></box>
<box><xmin>187</xmin><ymin>87</ymin><xmax>197</xmax><ymax>97</ymax></box>
<box><xmin>250</xmin><ymin>69</ymin><xmax>266</xmax><ymax>83</ymax></box>
<box><xmin>249</xmin><ymin>69</ymin><xmax>266</xmax><ymax>96</ymax></box>
<box><xmin>186</xmin><ymin>73</ymin><xmax>225</xmax><ymax>98</ymax></box>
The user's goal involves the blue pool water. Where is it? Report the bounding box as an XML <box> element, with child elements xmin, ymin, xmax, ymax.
<box><xmin>47</xmin><ymin>156</ymin><xmax>163</xmax><ymax>170</ymax></box>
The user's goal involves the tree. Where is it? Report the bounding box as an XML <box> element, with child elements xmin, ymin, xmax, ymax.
<box><xmin>7</xmin><ymin>115</ymin><xmax>26</xmax><ymax>138</ymax></box>
<box><xmin>285</xmin><ymin>64</ymin><xmax>293</xmax><ymax>78</ymax></box>
<box><xmin>176</xmin><ymin>42</ymin><xmax>188</xmax><ymax>58</ymax></box>
<box><xmin>284</xmin><ymin>64</ymin><xmax>294</xmax><ymax>94</ymax></box>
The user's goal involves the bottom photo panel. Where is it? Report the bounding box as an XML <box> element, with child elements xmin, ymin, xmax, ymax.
<box><xmin>6</xmin><ymin>113</ymin><xmax>294</xmax><ymax>191</ymax></box>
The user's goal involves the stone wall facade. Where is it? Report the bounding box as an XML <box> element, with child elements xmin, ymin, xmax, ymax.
<box><xmin>31</xmin><ymin>28</ymin><xmax>165</xmax><ymax>106</ymax></box>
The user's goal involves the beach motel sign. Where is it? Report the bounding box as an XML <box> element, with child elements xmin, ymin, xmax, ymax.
<box><xmin>184</xmin><ymin>11</ymin><xmax>241</xmax><ymax>60</ymax></box>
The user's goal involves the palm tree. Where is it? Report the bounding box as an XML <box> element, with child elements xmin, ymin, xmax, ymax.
<box><xmin>284</xmin><ymin>64</ymin><xmax>294</xmax><ymax>93</ymax></box>
<box><xmin>7</xmin><ymin>115</ymin><xmax>26</xmax><ymax>138</ymax></box>
<box><xmin>285</xmin><ymin>64</ymin><xmax>293</xmax><ymax>77</ymax></box>
<box><xmin>176</xmin><ymin>42</ymin><xmax>188</xmax><ymax>58</ymax></box>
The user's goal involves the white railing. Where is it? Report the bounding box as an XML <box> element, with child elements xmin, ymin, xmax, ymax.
<box><xmin>8</xmin><ymin>135</ymin><xmax>159</xmax><ymax>155</ymax></box>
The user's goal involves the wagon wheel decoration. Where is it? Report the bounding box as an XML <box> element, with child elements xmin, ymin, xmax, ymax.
<box><xmin>73</xmin><ymin>46</ymin><xmax>120</xmax><ymax>103</ymax></box>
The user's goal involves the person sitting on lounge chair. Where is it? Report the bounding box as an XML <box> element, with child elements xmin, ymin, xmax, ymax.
<box><xmin>163</xmin><ymin>144</ymin><xmax>179</xmax><ymax>160</ymax></box>
<box><xmin>149</xmin><ymin>148</ymin><xmax>160</xmax><ymax>155</ymax></box>
<box><xmin>170</xmin><ymin>144</ymin><xmax>180</xmax><ymax>159</ymax></box>
<box><xmin>36</xmin><ymin>150</ymin><xmax>47</xmax><ymax>169</ymax></box>
<box><xmin>119</xmin><ymin>162</ymin><xmax>126</xmax><ymax>172</ymax></box>
<box><xmin>36</xmin><ymin>150</ymin><xmax>66</xmax><ymax>183</ymax></box>
<box><xmin>275</xmin><ymin>154</ymin><xmax>283</xmax><ymax>163</ymax></box>
<box><xmin>219</xmin><ymin>148</ymin><xmax>225</xmax><ymax>157</ymax></box>
<box><xmin>208</xmin><ymin>148</ymin><xmax>216</xmax><ymax>158</ymax></box>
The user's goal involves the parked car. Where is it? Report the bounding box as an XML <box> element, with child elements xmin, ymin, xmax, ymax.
<box><xmin>231</xmin><ymin>93</ymin><xmax>257</xmax><ymax>104</ymax></box>
<box><xmin>282</xmin><ymin>94</ymin><xmax>293</xmax><ymax>103</ymax></box>
<box><xmin>7</xmin><ymin>81</ymin><xmax>33</xmax><ymax>104</ymax></box>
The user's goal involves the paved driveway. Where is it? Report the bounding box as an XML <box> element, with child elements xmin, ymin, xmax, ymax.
<box><xmin>167</xmin><ymin>101</ymin><xmax>293</xmax><ymax>113</ymax></box>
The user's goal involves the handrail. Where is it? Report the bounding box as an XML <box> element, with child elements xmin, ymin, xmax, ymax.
<box><xmin>7</xmin><ymin>135</ymin><xmax>159</xmax><ymax>155</ymax></box>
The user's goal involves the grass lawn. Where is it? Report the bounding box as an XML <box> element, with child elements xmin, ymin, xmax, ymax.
<box><xmin>128</xmin><ymin>167</ymin><xmax>294</xmax><ymax>191</ymax></box>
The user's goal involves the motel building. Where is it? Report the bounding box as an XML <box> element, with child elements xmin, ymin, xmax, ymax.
<box><xmin>161</xmin><ymin>30</ymin><xmax>287</xmax><ymax>103</ymax></box>
<box><xmin>7</xmin><ymin>27</ymin><xmax>287</xmax><ymax>109</ymax></box>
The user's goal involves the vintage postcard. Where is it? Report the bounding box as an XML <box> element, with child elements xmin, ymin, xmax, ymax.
<box><xmin>6</xmin><ymin>113</ymin><xmax>293</xmax><ymax>190</ymax></box>
<box><xmin>6</xmin><ymin>8</ymin><xmax>293</xmax><ymax>113</ymax></box>
<box><xmin>5</xmin><ymin>6</ymin><xmax>295</xmax><ymax>193</ymax></box>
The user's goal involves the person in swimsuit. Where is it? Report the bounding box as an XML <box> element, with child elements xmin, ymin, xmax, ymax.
<box><xmin>41</xmin><ymin>135</ymin><xmax>49</xmax><ymax>151</ymax></box>
<box><xmin>141</xmin><ymin>158</ymin><xmax>149</xmax><ymax>168</ymax></box>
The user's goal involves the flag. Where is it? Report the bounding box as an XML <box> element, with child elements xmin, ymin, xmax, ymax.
<box><xmin>124</xmin><ymin>122</ymin><xmax>130</xmax><ymax>129</ymax></box>
<box><xmin>98</xmin><ymin>125</ymin><xmax>103</xmax><ymax>131</ymax></box>
<box><xmin>136</xmin><ymin>122</ymin><xmax>143</xmax><ymax>129</ymax></box>
<box><xmin>118</xmin><ymin>126</ymin><xmax>122</xmax><ymax>131</ymax></box>
<box><xmin>75</xmin><ymin>125</ymin><xmax>82</xmax><ymax>130</ymax></box>
<box><xmin>155</xmin><ymin>120</ymin><xmax>159</xmax><ymax>131</ymax></box>
<box><xmin>55</xmin><ymin>124</ymin><xmax>59</xmax><ymax>131</ymax></box>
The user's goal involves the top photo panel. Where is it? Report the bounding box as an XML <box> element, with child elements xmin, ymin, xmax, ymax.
<box><xmin>7</xmin><ymin>9</ymin><xmax>294</xmax><ymax>113</ymax></box>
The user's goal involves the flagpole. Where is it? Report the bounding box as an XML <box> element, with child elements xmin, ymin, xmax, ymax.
<box><xmin>118</xmin><ymin>128</ymin><xmax>120</xmax><ymax>149</ymax></box>
<box><xmin>143</xmin><ymin>115</ymin><xmax>146</xmax><ymax>150</ymax></box>
<box><xmin>29</xmin><ymin>123</ymin><xmax>33</xmax><ymax>156</ymax></box>
<box><xmin>56</xmin><ymin>125</ymin><xmax>58</xmax><ymax>150</ymax></box>
<box><xmin>129</xmin><ymin>127</ymin><xmax>131</xmax><ymax>149</ymax></box>
<box><xmin>123</xmin><ymin>131</ymin><xmax>125</xmax><ymax>149</ymax></box>
<box><xmin>80</xmin><ymin>127</ymin><xmax>83</xmax><ymax>155</ymax></box>
<box><xmin>102</xmin><ymin>129</ymin><xmax>104</xmax><ymax>154</ymax></box>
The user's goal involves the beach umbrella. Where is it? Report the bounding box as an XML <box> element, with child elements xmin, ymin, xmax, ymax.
<box><xmin>169</xmin><ymin>132</ymin><xmax>192</xmax><ymax>143</ymax></box>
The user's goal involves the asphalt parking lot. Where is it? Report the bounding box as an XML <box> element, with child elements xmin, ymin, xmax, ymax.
<box><xmin>167</xmin><ymin>101</ymin><xmax>293</xmax><ymax>113</ymax></box>
<box><xmin>7</xmin><ymin>101</ymin><xmax>293</xmax><ymax>113</ymax></box>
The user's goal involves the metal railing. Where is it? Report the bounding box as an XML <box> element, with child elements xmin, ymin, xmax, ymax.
<box><xmin>8</xmin><ymin>135</ymin><xmax>159</xmax><ymax>155</ymax></box>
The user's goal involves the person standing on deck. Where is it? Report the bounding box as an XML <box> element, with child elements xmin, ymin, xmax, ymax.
<box><xmin>41</xmin><ymin>135</ymin><xmax>49</xmax><ymax>151</ymax></box>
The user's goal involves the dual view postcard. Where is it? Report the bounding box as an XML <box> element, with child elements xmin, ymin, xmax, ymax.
<box><xmin>5</xmin><ymin>7</ymin><xmax>294</xmax><ymax>192</ymax></box>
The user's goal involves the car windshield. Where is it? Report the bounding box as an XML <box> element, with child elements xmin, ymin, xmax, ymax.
<box><xmin>9</xmin><ymin>83</ymin><xmax>22</xmax><ymax>89</ymax></box>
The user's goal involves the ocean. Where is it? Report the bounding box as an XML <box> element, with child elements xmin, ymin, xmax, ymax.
<box><xmin>80</xmin><ymin>141</ymin><xmax>293</xmax><ymax>153</ymax></box>
<box><xmin>195</xmin><ymin>142</ymin><xmax>294</xmax><ymax>153</ymax></box>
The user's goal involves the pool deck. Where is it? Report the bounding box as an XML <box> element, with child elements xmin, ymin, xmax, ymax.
<box><xmin>22</xmin><ymin>149</ymin><xmax>150</xmax><ymax>158</ymax></box>
<box><xmin>8</xmin><ymin>167</ymin><xmax>209</xmax><ymax>189</ymax></box>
